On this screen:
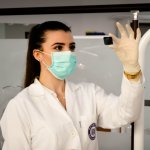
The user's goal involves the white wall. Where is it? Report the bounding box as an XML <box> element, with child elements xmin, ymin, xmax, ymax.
<box><xmin>0</xmin><ymin>11</ymin><xmax>150</xmax><ymax>36</ymax></box>
<box><xmin>0</xmin><ymin>12</ymin><xmax>131</xmax><ymax>35</ymax></box>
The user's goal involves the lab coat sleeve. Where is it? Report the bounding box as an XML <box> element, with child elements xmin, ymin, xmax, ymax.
<box><xmin>0</xmin><ymin>99</ymin><xmax>31</xmax><ymax>150</ymax></box>
<box><xmin>96</xmin><ymin>75</ymin><xmax>144</xmax><ymax>129</ymax></box>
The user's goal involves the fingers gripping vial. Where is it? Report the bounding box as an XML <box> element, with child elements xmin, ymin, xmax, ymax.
<box><xmin>108</xmin><ymin>19</ymin><xmax>141</xmax><ymax>76</ymax></box>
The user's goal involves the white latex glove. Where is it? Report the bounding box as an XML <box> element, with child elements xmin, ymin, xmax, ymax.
<box><xmin>109</xmin><ymin>22</ymin><xmax>141</xmax><ymax>74</ymax></box>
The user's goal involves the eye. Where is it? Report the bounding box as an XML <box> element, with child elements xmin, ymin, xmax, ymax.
<box><xmin>70</xmin><ymin>45</ymin><xmax>76</xmax><ymax>52</ymax></box>
<box><xmin>54</xmin><ymin>45</ymin><xmax>63</xmax><ymax>51</ymax></box>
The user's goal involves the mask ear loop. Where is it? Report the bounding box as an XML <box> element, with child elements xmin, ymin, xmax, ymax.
<box><xmin>37</xmin><ymin>50</ymin><xmax>53</xmax><ymax>69</ymax></box>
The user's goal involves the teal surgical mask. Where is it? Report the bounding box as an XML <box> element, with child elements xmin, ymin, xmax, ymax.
<box><xmin>41</xmin><ymin>51</ymin><xmax>77</xmax><ymax>80</ymax></box>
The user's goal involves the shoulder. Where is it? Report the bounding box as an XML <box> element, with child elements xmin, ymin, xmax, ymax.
<box><xmin>2</xmin><ymin>87</ymin><xmax>28</xmax><ymax>113</ymax></box>
<box><xmin>1</xmin><ymin>83</ymin><xmax>34</xmax><ymax>117</ymax></box>
<box><xmin>10</xmin><ymin>87</ymin><xmax>29</xmax><ymax>104</ymax></box>
<box><xmin>7</xmin><ymin>78</ymin><xmax>43</xmax><ymax>104</ymax></box>
<box><xmin>0</xmin><ymin>86</ymin><xmax>31</xmax><ymax>123</ymax></box>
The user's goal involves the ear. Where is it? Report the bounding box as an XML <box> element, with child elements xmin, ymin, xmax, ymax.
<box><xmin>33</xmin><ymin>49</ymin><xmax>43</xmax><ymax>62</ymax></box>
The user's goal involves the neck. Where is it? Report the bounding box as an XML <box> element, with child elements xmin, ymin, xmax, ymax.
<box><xmin>39</xmin><ymin>70</ymin><xmax>65</xmax><ymax>94</ymax></box>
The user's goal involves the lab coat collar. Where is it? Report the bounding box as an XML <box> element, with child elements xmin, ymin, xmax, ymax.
<box><xmin>28</xmin><ymin>78</ymin><xmax>80</xmax><ymax>97</ymax></box>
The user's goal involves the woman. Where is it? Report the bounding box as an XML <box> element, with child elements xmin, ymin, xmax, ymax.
<box><xmin>0</xmin><ymin>21</ymin><xmax>144</xmax><ymax>150</ymax></box>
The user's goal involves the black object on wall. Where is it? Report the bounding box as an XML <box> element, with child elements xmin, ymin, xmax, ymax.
<box><xmin>0</xmin><ymin>3</ymin><xmax>150</xmax><ymax>15</ymax></box>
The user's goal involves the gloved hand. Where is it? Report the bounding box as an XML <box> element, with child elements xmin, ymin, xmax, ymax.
<box><xmin>109</xmin><ymin>22</ymin><xmax>141</xmax><ymax>74</ymax></box>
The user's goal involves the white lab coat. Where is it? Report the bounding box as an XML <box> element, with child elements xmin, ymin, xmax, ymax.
<box><xmin>0</xmin><ymin>75</ymin><xmax>144</xmax><ymax>150</ymax></box>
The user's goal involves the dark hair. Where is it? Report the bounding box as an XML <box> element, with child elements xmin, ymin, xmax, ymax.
<box><xmin>24</xmin><ymin>21</ymin><xmax>71</xmax><ymax>88</ymax></box>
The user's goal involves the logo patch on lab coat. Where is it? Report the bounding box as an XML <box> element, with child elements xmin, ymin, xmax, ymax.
<box><xmin>88</xmin><ymin>123</ymin><xmax>96</xmax><ymax>140</ymax></box>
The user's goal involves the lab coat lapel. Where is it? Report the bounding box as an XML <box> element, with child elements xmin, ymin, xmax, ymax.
<box><xmin>28</xmin><ymin>79</ymin><xmax>69</xmax><ymax>118</ymax></box>
<box><xmin>28</xmin><ymin>79</ymin><xmax>80</xmax><ymax>117</ymax></box>
<box><xmin>28</xmin><ymin>79</ymin><xmax>82</xmax><ymax>150</ymax></box>
<box><xmin>65</xmin><ymin>81</ymin><xmax>80</xmax><ymax>123</ymax></box>
<box><xmin>28</xmin><ymin>79</ymin><xmax>75</xmax><ymax>121</ymax></box>
<box><xmin>28</xmin><ymin>79</ymin><xmax>45</xmax><ymax>97</ymax></box>
<box><xmin>44</xmin><ymin>88</ymin><xmax>68</xmax><ymax>115</ymax></box>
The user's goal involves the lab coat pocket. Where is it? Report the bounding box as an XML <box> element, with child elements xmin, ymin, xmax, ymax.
<box><xmin>79</xmin><ymin>116</ymin><xmax>97</xmax><ymax>148</ymax></box>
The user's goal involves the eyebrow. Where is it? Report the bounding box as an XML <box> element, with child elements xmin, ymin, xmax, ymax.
<box><xmin>51</xmin><ymin>42</ymin><xmax>76</xmax><ymax>46</ymax></box>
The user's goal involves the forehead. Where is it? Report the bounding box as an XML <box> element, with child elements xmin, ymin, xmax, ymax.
<box><xmin>44</xmin><ymin>30</ymin><xmax>74</xmax><ymax>44</ymax></box>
